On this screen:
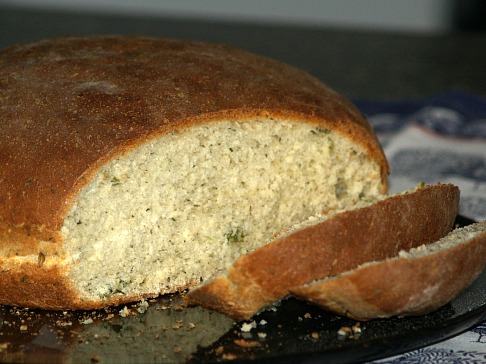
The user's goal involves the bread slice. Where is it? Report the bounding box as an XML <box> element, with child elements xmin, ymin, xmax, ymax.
<box><xmin>185</xmin><ymin>184</ymin><xmax>459</xmax><ymax>321</ymax></box>
<box><xmin>291</xmin><ymin>220</ymin><xmax>486</xmax><ymax>320</ymax></box>
<box><xmin>0</xmin><ymin>36</ymin><xmax>388</xmax><ymax>309</ymax></box>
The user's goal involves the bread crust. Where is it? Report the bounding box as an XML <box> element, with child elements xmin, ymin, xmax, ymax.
<box><xmin>185</xmin><ymin>184</ymin><xmax>460</xmax><ymax>321</ymax></box>
<box><xmin>0</xmin><ymin>35</ymin><xmax>388</xmax><ymax>241</ymax></box>
<box><xmin>0</xmin><ymin>256</ymin><xmax>197</xmax><ymax>309</ymax></box>
<box><xmin>291</xmin><ymin>221</ymin><xmax>486</xmax><ymax>320</ymax></box>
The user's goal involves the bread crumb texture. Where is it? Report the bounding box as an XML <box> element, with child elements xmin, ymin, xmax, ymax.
<box><xmin>55</xmin><ymin>119</ymin><xmax>382</xmax><ymax>304</ymax></box>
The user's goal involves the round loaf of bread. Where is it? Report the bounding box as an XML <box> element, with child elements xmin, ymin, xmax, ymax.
<box><xmin>0</xmin><ymin>36</ymin><xmax>388</xmax><ymax>309</ymax></box>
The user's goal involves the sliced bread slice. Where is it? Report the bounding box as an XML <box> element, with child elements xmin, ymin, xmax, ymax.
<box><xmin>291</xmin><ymin>220</ymin><xmax>486</xmax><ymax>320</ymax></box>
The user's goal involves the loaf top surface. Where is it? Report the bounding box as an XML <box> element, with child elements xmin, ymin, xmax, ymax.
<box><xmin>0</xmin><ymin>35</ymin><xmax>388</xmax><ymax>232</ymax></box>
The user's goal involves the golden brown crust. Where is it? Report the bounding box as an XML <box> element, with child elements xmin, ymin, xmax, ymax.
<box><xmin>0</xmin><ymin>35</ymin><xmax>387</xmax><ymax>239</ymax></box>
<box><xmin>291</xmin><ymin>222</ymin><xmax>486</xmax><ymax>320</ymax></box>
<box><xmin>0</xmin><ymin>262</ymin><xmax>79</xmax><ymax>309</ymax></box>
<box><xmin>0</xmin><ymin>221</ymin><xmax>64</xmax><ymax>258</ymax></box>
<box><xmin>0</xmin><ymin>256</ymin><xmax>200</xmax><ymax>309</ymax></box>
<box><xmin>185</xmin><ymin>184</ymin><xmax>459</xmax><ymax>321</ymax></box>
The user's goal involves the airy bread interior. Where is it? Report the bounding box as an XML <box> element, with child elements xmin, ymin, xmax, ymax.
<box><xmin>58</xmin><ymin>118</ymin><xmax>384</xmax><ymax>303</ymax></box>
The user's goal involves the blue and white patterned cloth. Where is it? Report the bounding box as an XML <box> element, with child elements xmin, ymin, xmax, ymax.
<box><xmin>355</xmin><ymin>91</ymin><xmax>486</xmax><ymax>363</ymax></box>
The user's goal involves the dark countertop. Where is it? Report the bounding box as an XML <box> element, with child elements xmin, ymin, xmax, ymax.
<box><xmin>1</xmin><ymin>4</ymin><xmax>485</xmax><ymax>100</ymax></box>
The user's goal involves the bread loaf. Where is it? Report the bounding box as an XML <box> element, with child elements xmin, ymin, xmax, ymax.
<box><xmin>291</xmin><ymin>220</ymin><xmax>486</xmax><ymax>320</ymax></box>
<box><xmin>0</xmin><ymin>36</ymin><xmax>388</xmax><ymax>309</ymax></box>
<box><xmin>185</xmin><ymin>184</ymin><xmax>459</xmax><ymax>320</ymax></box>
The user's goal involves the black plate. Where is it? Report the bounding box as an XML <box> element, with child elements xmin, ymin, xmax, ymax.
<box><xmin>1</xmin><ymin>215</ymin><xmax>485</xmax><ymax>363</ymax></box>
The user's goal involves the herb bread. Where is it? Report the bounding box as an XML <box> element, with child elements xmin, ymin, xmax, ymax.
<box><xmin>0</xmin><ymin>36</ymin><xmax>388</xmax><ymax>309</ymax></box>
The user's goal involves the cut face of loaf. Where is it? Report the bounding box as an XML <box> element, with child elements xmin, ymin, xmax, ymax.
<box><xmin>185</xmin><ymin>184</ymin><xmax>460</xmax><ymax>321</ymax></box>
<box><xmin>61</xmin><ymin>119</ymin><xmax>383</xmax><ymax>304</ymax></box>
<box><xmin>291</xmin><ymin>221</ymin><xmax>486</xmax><ymax>320</ymax></box>
<box><xmin>0</xmin><ymin>36</ymin><xmax>388</xmax><ymax>309</ymax></box>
